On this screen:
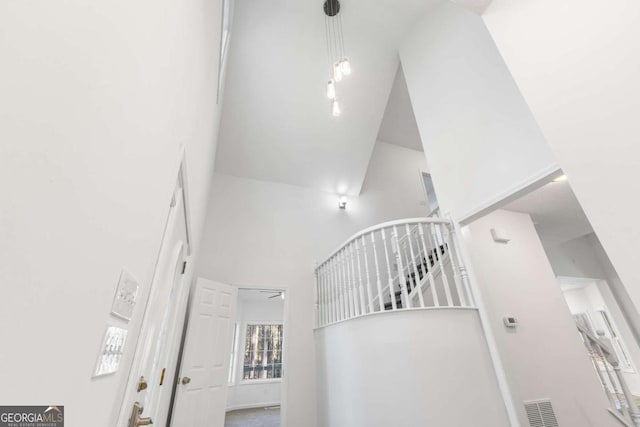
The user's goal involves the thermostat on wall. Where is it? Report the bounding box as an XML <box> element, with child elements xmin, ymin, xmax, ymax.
<box><xmin>503</xmin><ymin>316</ymin><xmax>518</xmax><ymax>328</ymax></box>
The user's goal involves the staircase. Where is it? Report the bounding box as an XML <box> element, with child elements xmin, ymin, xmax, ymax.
<box><xmin>384</xmin><ymin>244</ymin><xmax>447</xmax><ymax>311</ymax></box>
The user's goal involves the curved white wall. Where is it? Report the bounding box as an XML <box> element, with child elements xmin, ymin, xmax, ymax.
<box><xmin>315</xmin><ymin>308</ymin><xmax>509</xmax><ymax>427</ymax></box>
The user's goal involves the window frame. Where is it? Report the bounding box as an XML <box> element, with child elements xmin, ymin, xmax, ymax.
<box><xmin>239</xmin><ymin>321</ymin><xmax>284</xmax><ymax>384</ymax></box>
<box><xmin>227</xmin><ymin>321</ymin><xmax>240</xmax><ymax>385</ymax></box>
<box><xmin>217</xmin><ymin>0</ymin><xmax>234</xmax><ymax>104</ymax></box>
<box><xmin>595</xmin><ymin>307</ymin><xmax>636</xmax><ymax>373</ymax></box>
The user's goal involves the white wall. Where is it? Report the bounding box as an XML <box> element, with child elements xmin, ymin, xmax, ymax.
<box><xmin>227</xmin><ymin>295</ymin><xmax>284</xmax><ymax>411</ymax></box>
<box><xmin>483</xmin><ymin>0</ymin><xmax>640</xmax><ymax>353</ymax></box>
<box><xmin>196</xmin><ymin>141</ymin><xmax>429</xmax><ymax>427</ymax></box>
<box><xmin>543</xmin><ymin>235</ymin><xmax>608</xmax><ymax>280</ymax></box>
<box><xmin>463</xmin><ymin>210</ymin><xmax>618</xmax><ymax>426</ymax></box>
<box><xmin>399</xmin><ymin>1</ymin><xmax>557</xmax><ymax>222</ymax></box>
<box><xmin>0</xmin><ymin>1</ymin><xmax>225</xmax><ymax>425</ymax></box>
<box><xmin>315</xmin><ymin>308</ymin><xmax>510</xmax><ymax>427</ymax></box>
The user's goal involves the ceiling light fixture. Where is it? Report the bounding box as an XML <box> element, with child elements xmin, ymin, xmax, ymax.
<box><xmin>326</xmin><ymin>79</ymin><xmax>336</xmax><ymax>99</ymax></box>
<box><xmin>332</xmin><ymin>99</ymin><xmax>341</xmax><ymax>117</ymax></box>
<box><xmin>324</xmin><ymin>0</ymin><xmax>350</xmax><ymax>116</ymax></box>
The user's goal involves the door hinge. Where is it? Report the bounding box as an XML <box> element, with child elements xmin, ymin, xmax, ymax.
<box><xmin>181</xmin><ymin>261</ymin><xmax>187</xmax><ymax>275</ymax></box>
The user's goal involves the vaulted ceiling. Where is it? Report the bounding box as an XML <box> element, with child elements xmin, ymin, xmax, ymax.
<box><xmin>377</xmin><ymin>65</ymin><xmax>423</xmax><ymax>152</ymax></box>
<box><xmin>215</xmin><ymin>0</ymin><xmax>447</xmax><ymax>195</ymax></box>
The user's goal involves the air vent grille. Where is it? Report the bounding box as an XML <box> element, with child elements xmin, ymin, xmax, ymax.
<box><xmin>524</xmin><ymin>399</ymin><xmax>559</xmax><ymax>427</ymax></box>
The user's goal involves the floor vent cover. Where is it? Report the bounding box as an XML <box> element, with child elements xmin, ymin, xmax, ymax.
<box><xmin>524</xmin><ymin>399</ymin><xmax>559</xmax><ymax>427</ymax></box>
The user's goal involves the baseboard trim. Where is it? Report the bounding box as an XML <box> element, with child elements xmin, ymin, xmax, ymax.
<box><xmin>226</xmin><ymin>402</ymin><xmax>281</xmax><ymax>412</ymax></box>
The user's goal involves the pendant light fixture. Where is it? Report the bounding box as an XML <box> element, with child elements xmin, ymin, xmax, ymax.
<box><xmin>324</xmin><ymin>0</ymin><xmax>350</xmax><ymax>116</ymax></box>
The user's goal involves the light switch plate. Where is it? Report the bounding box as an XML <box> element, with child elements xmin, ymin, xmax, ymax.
<box><xmin>111</xmin><ymin>269</ymin><xmax>139</xmax><ymax>321</ymax></box>
<box><xmin>93</xmin><ymin>326</ymin><xmax>128</xmax><ymax>377</ymax></box>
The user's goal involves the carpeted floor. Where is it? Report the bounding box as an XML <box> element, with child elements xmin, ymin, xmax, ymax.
<box><xmin>224</xmin><ymin>407</ymin><xmax>280</xmax><ymax>427</ymax></box>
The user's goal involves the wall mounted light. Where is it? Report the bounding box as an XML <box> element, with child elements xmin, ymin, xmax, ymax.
<box><xmin>338</xmin><ymin>196</ymin><xmax>347</xmax><ymax>209</ymax></box>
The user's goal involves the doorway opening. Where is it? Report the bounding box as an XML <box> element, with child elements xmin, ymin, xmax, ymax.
<box><xmin>225</xmin><ymin>288</ymin><xmax>286</xmax><ymax>427</ymax></box>
<box><xmin>502</xmin><ymin>173</ymin><xmax>640</xmax><ymax>418</ymax></box>
<box><xmin>420</xmin><ymin>172</ymin><xmax>440</xmax><ymax>217</ymax></box>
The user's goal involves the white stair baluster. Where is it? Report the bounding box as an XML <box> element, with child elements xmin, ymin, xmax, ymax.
<box><xmin>406</xmin><ymin>224</ymin><xmax>425</xmax><ymax>308</ymax></box>
<box><xmin>442</xmin><ymin>224</ymin><xmax>466</xmax><ymax>307</ymax></box>
<box><xmin>322</xmin><ymin>265</ymin><xmax>329</xmax><ymax>324</ymax></box>
<box><xmin>380</xmin><ymin>228</ymin><xmax>397</xmax><ymax>310</ymax></box>
<box><xmin>355</xmin><ymin>238</ymin><xmax>367</xmax><ymax>315</ymax></box>
<box><xmin>344</xmin><ymin>245</ymin><xmax>356</xmax><ymax>317</ymax></box>
<box><xmin>318</xmin><ymin>266</ymin><xmax>325</xmax><ymax>326</ymax></box>
<box><xmin>370</xmin><ymin>231</ymin><xmax>385</xmax><ymax>312</ymax></box>
<box><xmin>348</xmin><ymin>243</ymin><xmax>360</xmax><ymax>317</ymax></box>
<box><xmin>315</xmin><ymin>270</ymin><xmax>322</xmax><ymax>326</ymax></box>
<box><xmin>333</xmin><ymin>253</ymin><xmax>347</xmax><ymax>320</ymax></box>
<box><xmin>418</xmin><ymin>223</ymin><xmax>440</xmax><ymax>307</ymax></box>
<box><xmin>340</xmin><ymin>249</ymin><xmax>353</xmax><ymax>319</ymax></box>
<box><xmin>361</xmin><ymin>235</ymin><xmax>374</xmax><ymax>313</ymax></box>
<box><xmin>330</xmin><ymin>257</ymin><xmax>338</xmax><ymax>323</ymax></box>
<box><xmin>448</xmin><ymin>221</ymin><xmax>475</xmax><ymax>307</ymax></box>
<box><xmin>392</xmin><ymin>226</ymin><xmax>412</xmax><ymax>309</ymax></box>
<box><xmin>430</xmin><ymin>223</ymin><xmax>453</xmax><ymax>306</ymax></box>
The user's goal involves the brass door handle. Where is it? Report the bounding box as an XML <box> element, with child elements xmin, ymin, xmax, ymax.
<box><xmin>181</xmin><ymin>376</ymin><xmax>191</xmax><ymax>385</ymax></box>
<box><xmin>128</xmin><ymin>401</ymin><xmax>153</xmax><ymax>427</ymax></box>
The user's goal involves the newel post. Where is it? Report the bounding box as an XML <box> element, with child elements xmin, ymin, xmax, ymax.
<box><xmin>447</xmin><ymin>219</ymin><xmax>475</xmax><ymax>307</ymax></box>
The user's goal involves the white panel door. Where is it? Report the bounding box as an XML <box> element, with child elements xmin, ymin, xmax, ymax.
<box><xmin>118</xmin><ymin>180</ymin><xmax>190</xmax><ymax>427</ymax></box>
<box><xmin>171</xmin><ymin>278</ymin><xmax>237</xmax><ymax>427</ymax></box>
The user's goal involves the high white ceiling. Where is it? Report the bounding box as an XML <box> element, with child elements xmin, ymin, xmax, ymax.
<box><xmin>215</xmin><ymin>0</ymin><xmax>442</xmax><ymax>195</ymax></box>
<box><xmin>503</xmin><ymin>179</ymin><xmax>594</xmax><ymax>246</ymax></box>
<box><xmin>376</xmin><ymin>65</ymin><xmax>423</xmax><ymax>152</ymax></box>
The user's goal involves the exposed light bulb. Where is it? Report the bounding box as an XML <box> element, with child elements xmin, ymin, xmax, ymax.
<box><xmin>332</xmin><ymin>99</ymin><xmax>341</xmax><ymax>117</ymax></box>
<box><xmin>326</xmin><ymin>79</ymin><xmax>336</xmax><ymax>99</ymax></box>
<box><xmin>333</xmin><ymin>62</ymin><xmax>343</xmax><ymax>82</ymax></box>
<box><xmin>340</xmin><ymin>58</ymin><xmax>351</xmax><ymax>76</ymax></box>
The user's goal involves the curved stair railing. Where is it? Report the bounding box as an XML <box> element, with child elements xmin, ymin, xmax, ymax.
<box><xmin>314</xmin><ymin>218</ymin><xmax>476</xmax><ymax>327</ymax></box>
<box><xmin>577</xmin><ymin>323</ymin><xmax>640</xmax><ymax>426</ymax></box>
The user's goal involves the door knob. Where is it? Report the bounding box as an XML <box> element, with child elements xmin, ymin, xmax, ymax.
<box><xmin>128</xmin><ymin>401</ymin><xmax>153</xmax><ymax>427</ymax></box>
<box><xmin>181</xmin><ymin>376</ymin><xmax>191</xmax><ymax>385</ymax></box>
